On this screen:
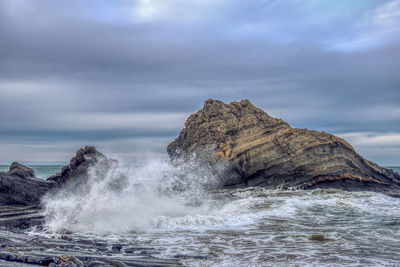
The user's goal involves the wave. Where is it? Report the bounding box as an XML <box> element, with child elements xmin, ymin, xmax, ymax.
<box><xmin>41</xmin><ymin>154</ymin><xmax>231</xmax><ymax>233</ymax></box>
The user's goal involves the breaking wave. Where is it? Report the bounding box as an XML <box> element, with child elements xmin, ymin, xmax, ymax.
<box><xmin>41</xmin><ymin>154</ymin><xmax>232</xmax><ymax>233</ymax></box>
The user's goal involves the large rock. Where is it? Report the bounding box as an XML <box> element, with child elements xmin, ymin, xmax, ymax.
<box><xmin>47</xmin><ymin>146</ymin><xmax>108</xmax><ymax>185</ymax></box>
<box><xmin>0</xmin><ymin>163</ymin><xmax>52</xmax><ymax>205</ymax></box>
<box><xmin>0</xmin><ymin>146</ymin><xmax>108</xmax><ymax>206</ymax></box>
<box><xmin>167</xmin><ymin>99</ymin><xmax>400</xmax><ymax>195</ymax></box>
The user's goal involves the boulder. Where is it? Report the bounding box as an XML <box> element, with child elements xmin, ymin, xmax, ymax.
<box><xmin>0</xmin><ymin>163</ymin><xmax>52</xmax><ymax>205</ymax></box>
<box><xmin>167</xmin><ymin>99</ymin><xmax>400</xmax><ymax>195</ymax></box>
<box><xmin>8</xmin><ymin>162</ymin><xmax>35</xmax><ymax>179</ymax></box>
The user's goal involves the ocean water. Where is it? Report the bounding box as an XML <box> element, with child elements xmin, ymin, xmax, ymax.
<box><xmin>0</xmin><ymin>165</ymin><xmax>63</xmax><ymax>179</ymax></box>
<box><xmin>3</xmin><ymin>161</ymin><xmax>400</xmax><ymax>266</ymax></box>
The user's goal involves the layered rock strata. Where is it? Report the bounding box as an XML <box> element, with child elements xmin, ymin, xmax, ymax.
<box><xmin>168</xmin><ymin>99</ymin><xmax>400</xmax><ymax>195</ymax></box>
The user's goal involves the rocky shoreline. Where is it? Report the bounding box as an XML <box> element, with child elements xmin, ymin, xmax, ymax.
<box><xmin>0</xmin><ymin>227</ymin><xmax>182</xmax><ymax>266</ymax></box>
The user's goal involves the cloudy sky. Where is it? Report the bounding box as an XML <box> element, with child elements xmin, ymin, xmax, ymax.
<box><xmin>0</xmin><ymin>0</ymin><xmax>399</xmax><ymax>165</ymax></box>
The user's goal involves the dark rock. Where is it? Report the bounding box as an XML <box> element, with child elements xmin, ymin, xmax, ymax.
<box><xmin>0</xmin><ymin>171</ymin><xmax>52</xmax><ymax>205</ymax></box>
<box><xmin>124</xmin><ymin>248</ymin><xmax>134</xmax><ymax>254</ymax></box>
<box><xmin>111</xmin><ymin>244</ymin><xmax>122</xmax><ymax>252</ymax></box>
<box><xmin>0</xmin><ymin>146</ymin><xmax>108</xmax><ymax>207</ymax></box>
<box><xmin>47</xmin><ymin>146</ymin><xmax>108</xmax><ymax>185</ymax></box>
<box><xmin>8</xmin><ymin>162</ymin><xmax>35</xmax><ymax>179</ymax></box>
<box><xmin>309</xmin><ymin>234</ymin><xmax>325</xmax><ymax>241</ymax></box>
<box><xmin>0</xmin><ymin>146</ymin><xmax>114</xmax><ymax>228</ymax></box>
<box><xmin>174</xmin><ymin>254</ymin><xmax>208</xmax><ymax>259</ymax></box>
<box><xmin>168</xmin><ymin>99</ymin><xmax>400</xmax><ymax>195</ymax></box>
<box><xmin>61</xmin><ymin>235</ymin><xmax>72</xmax><ymax>241</ymax></box>
<box><xmin>26</xmin><ymin>256</ymin><xmax>42</xmax><ymax>265</ymax></box>
<box><xmin>15</xmin><ymin>255</ymin><xmax>26</xmax><ymax>263</ymax></box>
<box><xmin>41</xmin><ymin>256</ymin><xmax>59</xmax><ymax>265</ymax></box>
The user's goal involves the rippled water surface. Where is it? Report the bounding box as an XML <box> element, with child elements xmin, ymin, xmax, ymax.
<box><xmin>108</xmin><ymin>189</ymin><xmax>400</xmax><ymax>266</ymax></box>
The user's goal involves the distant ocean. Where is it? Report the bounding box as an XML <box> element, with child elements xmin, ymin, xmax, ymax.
<box><xmin>0</xmin><ymin>165</ymin><xmax>63</xmax><ymax>179</ymax></box>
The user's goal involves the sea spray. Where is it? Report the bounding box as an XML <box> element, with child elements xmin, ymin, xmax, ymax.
<box><xmin>41</xmin><ymin>154</ymin><xmax>231</xmax><ymax>233</ymax></box>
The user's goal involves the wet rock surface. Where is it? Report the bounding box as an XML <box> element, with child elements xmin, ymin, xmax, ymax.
<box><xmin>0</xmin><ymin>228</ymin><xmax>182</xmax><ymax>266</ymax></box>
<box><xmin>0</xmin><ymin>206</ymin><xmax>43</xmax><ymax>229</ymax></box>
<box><xmin>0</xmin><ymin>164</ymin><xmax>53</xmax><ymax>206</ymax></box>
<box><xmin>168</xmin><ymin>99</ymin><xmax>400</xmax><ymax>195</ymax></box>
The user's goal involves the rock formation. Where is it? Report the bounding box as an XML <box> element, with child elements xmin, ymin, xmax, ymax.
<box><xmin>0</xmin><ymin>146</ymin><xmax>107</xmax><ymax>207</ymax></box>
<box><xmin>47</xmin><ymin>146</ymin><xmax>109</xmax><ymax>185</ymax></box>
<box><xmin>168</xmin><ymin>99</ymin><xmax>400</xmax><ymax>196</ymax></box>
<box><xmin>0</xmin><ymin>163</ymin><xmax>52</xmax><ymax>205</ymax></box>
<box><xmin>8</xmin><ymin>162</ymin><xmax>35</xmax><ymax>179</ymax></box>
<box><xmin>0</xmin><ymin>146</ymin><xmax>111</xmax><ymax>228</ymax></box>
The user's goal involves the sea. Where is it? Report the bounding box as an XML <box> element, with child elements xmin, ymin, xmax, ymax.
<box><xmin>1</xmin><ymin>162</ymin><xmax>400</xmax><ymax>266</ymax></box>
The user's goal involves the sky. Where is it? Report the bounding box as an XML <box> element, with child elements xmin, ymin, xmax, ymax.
<box><xmin>0</xmin><ymin>0</ymin><xmax>399</xmax><ymax>165</ymax></box>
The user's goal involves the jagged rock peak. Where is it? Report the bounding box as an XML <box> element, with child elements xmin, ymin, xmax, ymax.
<box><xmin>47</xmin><ymin>146</ymin><xmax>106</xmax><ymax>185</ymax></box>
<box><xmin>168</xmin><ymin>99</ymin><xmax>400</xmax><ymax>196</ymax></box>
<box><xmin>168</xmin><ymin>99</ymin><xmax>289</xmax><ymax>158</ymax></box>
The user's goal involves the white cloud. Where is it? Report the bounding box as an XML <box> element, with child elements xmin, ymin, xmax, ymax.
<box><xmin>4</xmin><ymin>111</ymin><xmax>189</xmax><ymax>132</ymax></box>
<box><xmin>131</xmin><ymin>0</ymin><xmax>224</xmax><ymax>22</ymax></box>
<box><xmin>336</xmin><ymin>132</ymin><xmax>400</xmax><ymax>165</ymax></box>
<box><xmin>330</xmin><ymin>0</ymin><xmax>400</xmax><ymax>51</ymax></box>
<box><xmin>0</xmin><ymin>136</ymin><xmax>172</xmax><ymax>163</ymax></box>
<box><xmin>338</xmin><ymin>132</ymin><xmax>400</xmax><ymax>146</ymax></box>
<box><xmin>58</xmin><ymin>112</ymin><xmax>189</xmax><ymax>131</ymax></box>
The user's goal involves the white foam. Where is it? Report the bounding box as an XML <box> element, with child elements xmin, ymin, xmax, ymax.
<box><xmin>41</xmin><ymin>155</ymin><xmax>232</xmax><ymax>233</ymax></box>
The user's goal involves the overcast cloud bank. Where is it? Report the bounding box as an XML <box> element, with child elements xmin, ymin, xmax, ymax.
<box><xmin>0</xmin><ymin>0</ymin><xmax>399</xmax><ymax>165</ymax></box>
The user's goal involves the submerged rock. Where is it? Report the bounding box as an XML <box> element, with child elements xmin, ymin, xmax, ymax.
<box><xmin>167</xmin><ymin>99</ymin><xmax>400</xmax><ymax>195</ymax></box>
<box><xmin>309</xmin><ymin>234</ymin><xmax>325</xmax><ymax>241</ymax></box>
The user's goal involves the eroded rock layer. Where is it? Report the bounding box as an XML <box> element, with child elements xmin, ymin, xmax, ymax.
<box><xmin>168</xmin><ymin>99</ymin><xmax>400</xmax><ymax>195</ymax></box>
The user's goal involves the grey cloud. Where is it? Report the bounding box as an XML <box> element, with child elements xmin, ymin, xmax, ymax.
<box><xmin>0</xmin><ymin>0</ymin><xmax>399</xmax><ymax>164</ymax></box>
